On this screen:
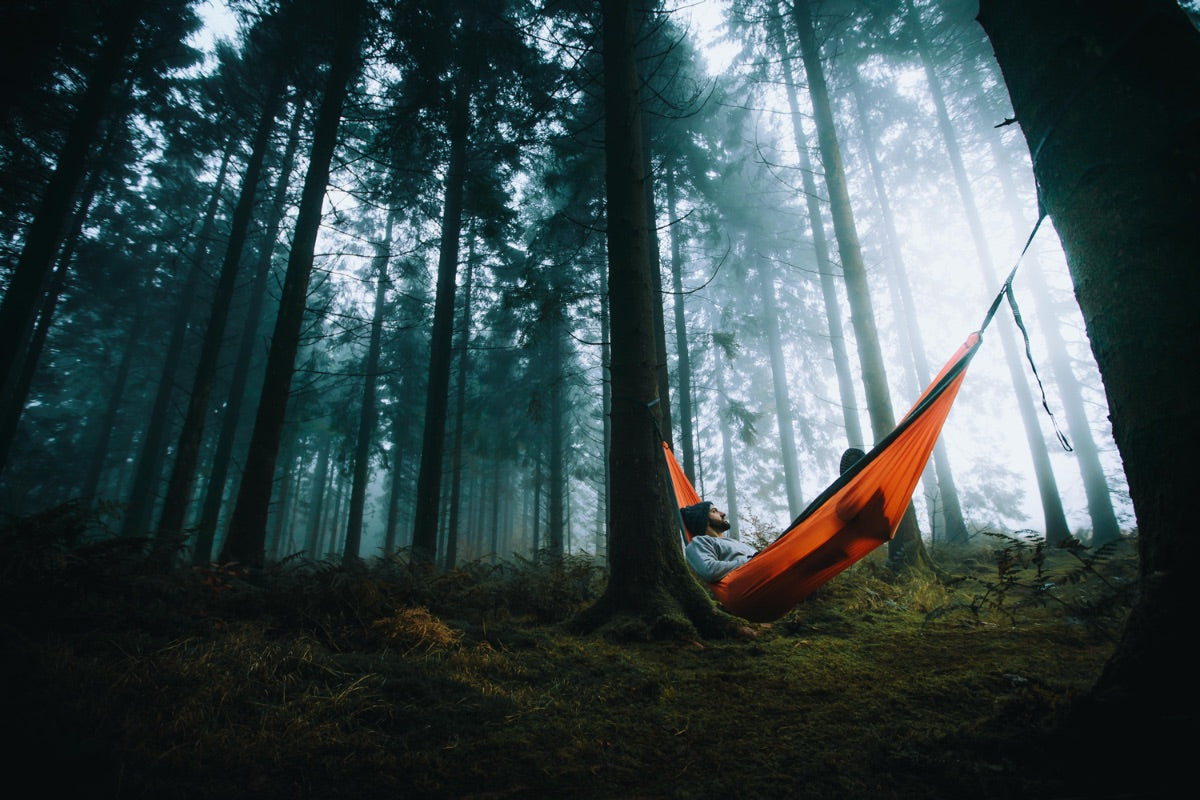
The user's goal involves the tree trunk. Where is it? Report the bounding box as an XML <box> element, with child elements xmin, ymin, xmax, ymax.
<box><xmin>343</xmin><ymin>220</ymin><xmax>393</xmax><ymax>563</ymax></box>
<box><xmin>81</xmin><ymin>318</ymin><xmax>139</xmax><ymax>504</ymax></box>
<box><xmin>266</xmin><ymin>430</ymin><xmax>299</xmax><ymax>560</ymax></box>
<box><xmin>977</xmin><ymin>0</ymin><xmax>1198</xmax><ymax>789</ymax></box>
<box><xmin>303</xmin><ymin>435</ymin><xmax>331</xmax><ymax>557</ymax></box>
<box><xmin>574</xmin><ymin>0</ymin><xmax>737</xmax><ymax>639</ymax></box>
<box><xmin>790</xmin><ymin>0</ymin><xmax>930</xmax><ymax>568</ymax></box>
<box><xmin>850</xmin><ymin>79</ymin><xmax>969</xmax><ymax>545</ymax></box>
<box><xmin>642</xmin><ymin>118</ymin><xmax>674</xmax><ymax>453</ymax></box>
<box><xmin>157</xmin><ymin>69</ymin><xmax>287</xmax><ymax>552</ymax></box>
<box><xmin>490</xmin><ymin>456</ymin><xmax>502</xmax><ymax>558</ymax></box>
<box><xmin>598</xmin><ymin>257</ymin><xmax>612</xmax><ymax>563</ymax></box>
<box><xmin>0</xmin><ymin>0</ymin><xmax>142</xmax><ymax>395</ymax></box>
<box><xmin>444</xmin><ymin>229</ymin><xmax>474</xmax><ymax>570</ymax></box>
<box><xmin>906</xmin><ymin>0</ymin><xmax>1072</xmax><ymax>545</ymax></box>
<box><xmin>120</xmin><ymin>142</ymin><xmax>235</xmax><ymax>538</ymax></box>
<box><xmin>411</xmin><ymin>88</ymin><xmax>470</xmax><ymax>562</ymax></box>
<box><xmin>531</xmin><ymin>447</ymin><xmax>543</xmax><ymax>554</ymax></box>
<box><xmin>664</xmin><ymin>166</ymin><xmax>696</xmax><ymax>481</ymax></box>
<box><xmin>221</xmin><ymin>0</ymin><xmax>365</xmax><ymax>566</ymax></box>
<box><xmin>0</xmin><ymin>129</ymin><xmax>110</xmax><ymax>479</ymax></box>
<box><xmin>715</xmin><ymin>360</ymin><xmax>742</xmax><ymax>541</ymax></box>
<box><xmin>383</xmin><ymin>432</ymin><xmax>405</xmax><ymax>556</ymax></box>
<box><xmin>756</xmin><ymin>259</ymin><xmax>805</xmax><ymax>516</ymax></box>
<box><xmin>192</xmin><ymin>101</ymin><xmax>305</xmax><ymax>565</ymax></box>
<box><xmin>547</xmin><ymin>317</ymin><xmax>566</xmax><ymax>558</ymax></box>
<box><xmin>769</xmin><ymin>3</ymin><xmax>864</xmax><ymax>451</ymax></box>
<box><xmin>986</xmin><ymin>134</ymin><xmax>1122</xmax><ymax>545</ymax></box>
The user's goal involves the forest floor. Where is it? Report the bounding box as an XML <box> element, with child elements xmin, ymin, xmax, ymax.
<box><xmin>1</xmin><ymin>502</ymin><xmax>1171</xmax><ymax>799</ymax></box>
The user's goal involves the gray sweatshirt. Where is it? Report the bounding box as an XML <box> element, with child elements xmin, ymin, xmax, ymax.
<box><xmin>685</xmin><ymin>534</ymin><xmax>758</xmax><ymax>582</ymax></box>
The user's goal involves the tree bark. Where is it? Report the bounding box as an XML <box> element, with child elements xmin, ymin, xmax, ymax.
<box><xmin>192</xmin><ymin>101</ymin><xmax>305</xmax><ymax>565</ymax></box>
<box><xmin>906</xmin><ymin>0</ymin><xmax>1071</xmax><ymax>544</ymax></box>
<box><xmin>790</xmin><ymin>0</ymin><xmax>930</xmax><ymax>568</ymax></box>
<box><xmin>715</xmin><ymin>361</ymin><xmax>742</xmax><ymax>541</ymax></box>
<box><xmin>81</xmin><ymin>318</ymin><xmax>139</xmax><ymax>505</ymax></box>
<box><xmin>444</xmin><ymin>227</ymin><xmax>474</xmax><ymax>569</ymax></box>
<box><xmin>978</xmin><ymin>0</ymin><xmax>1199</xmax><ymax>789</ymax></box>
<box><xmin>221</xmin><ymin>0</ymin><xmax>365</xmax><ymax>566</ymax></box>
<box><xmin>343</xmin><ymin>219</ymin><xmax>393</xmax><ymax>563</ymax></box>
<box><xmin>769</xmin><ymin>2</ymin><xmax>864</xmax><ymax>451</ymax></box>
<box><xmin>547</xmin><ymin>316</ymin><xmax>566</xmax><ymax>558</ymax></box>
<box><xmin>0</xmin><ymin>117</ymin><xmax>116</xmax><ymax>480</ymax></box>
<box><xmin>120</xmin><ymin>143</ymin><xmax>235</xmax><ymax>538</ymax></box>
<box><xmin>157</xmin><ymin>68</ymin><xmax>287</xmax><ymax>551</ymax></box>
<box><xmin>849</xmin><ymin>78</ymin><xmax>968</xmax><ymax>545</ymax></box>
<box><xmin>303</xmin><ymin>434</ymin><xmax>331</xmax><ymax>557</ymax></box>
<box><xmin>664</xmin><ymin>166</ymin><xmax>696</xmax><ymax>481</ymax></box>
<box><xmin>0</xmin><ymin>0</ymin><xmax>143</xmax><ymax>396</ymax></box>
<box><xmin>756</xmin><ymin>259</ymin><xmax>805</xmax><ymax>516</ymax></box>
<box><xmin>411</xmin><ymin>88</ymin><xmax>470</xmax><ymax>563</ymax></box>
<box><xmin>573</xmin><ymin>0</ymin><xmax>736</xmax><ymax>639</ymax></box>
<box><xmin>382</xmin><ymin>428</ymin><xmax>405</xmax><ymax>556</ymax></box>
<box><xmin>985</xmin><ymin>133</ymin><xmax>1122</xmax><ymax>545</ymax></box>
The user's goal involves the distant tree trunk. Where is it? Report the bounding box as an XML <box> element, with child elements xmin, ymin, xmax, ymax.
<box><xmin>546</xmin><ymin>317</ymin><xmax>566</xmax><ymax>558</ymax></box>
<box><xmin>81</xmin><ymin>319</ymin><xmax>139</xmax><ymax>504</ymax></box>
<box><xmin>490</xmin><ymin>456</ymin><xmax>502</xmax><ymax>558</ymax></box>
<box><xmin>531</xmin><ymin>447</ymin><xmax>543</xmax><ymax>553</ymax></box>
<box><xmin>192</xmin><ymin>101</ymin><xmax>305</xmax><ymax>565</ymax></box>
<box><xmin>598</xmin><ymin>261</ymin><xmax>612</xmax><ymax>563</ymax></box>
<box><xmin>266</xmin><ymin>430</ymin><xmax>299</xmax><ymax>560</ymax></box>
<box><xmin>221</xmin><ymin>0</ymin><xmax>365</xmax><ymax>567</ymax></box>
<box><xmin>121</xmin><ymin>143</ymin><xmax>235</xmax><ymax>538</ymax></box>
<box><xmin>157</xmin><ymin>68</ymin><xmax>287</xmax><ymax>554</ymax></box>
<box><xmin>343</xmin><ymin>221</ymin><xmax>393</xmax><ymax>563</ymax></box>
<box><xmin>791</xmin><ymin>0</ymin><xmax>931</xmax><ymax>569</ymax></box>
<box><xmin>850</xmin><ymin>79</ymin><xmax>968</xmax><ymax>545</ymax></box>
<box><xmin>328</xmin><ymin>473</ymin><xmax>347</xmax><ymax>557</ymax></box>
<box><xmin>574</xmin><ymin>0</ymin><xmax>735</xmax><ymax>638</ymax></box>
<box><xmin>664</xmin><ymin>166</ymin><xmax>696</xmax><ymax>481</ymax></box>
<box><xmin>769</xmin><ymin>3</ymin><xmax>864</xmax><ymax>451</ymax></box>
<box><xmin>987</xmin><ymin>136</ymin><xmax>1121</xmax><ymax>545</ymax></box>
<box><xmin>0</xmin><ymin>0</ymin><xmax>142</xmax><ymax>396</ymax></box>
<box><xmin>443</xmin><ymin>232</ymin><xmax>474</xmax><ymax>570</ymax></box>
<box><xmin>382</xmin><ymin>432</ymin><xmax>405</xmax><ymax>555</ymax></box>
<box><xmin>303</xmin><ymin>435</ymin><xmax>331</xmax><ymax>557</ymax></box>
<box><xmin>756</xmin><ymin>259</ymin><xmax>805</xmax><ymax>516</ymax></box>
<box><xmin>978</xmin><ymin>0</ymin><xmax>1198</xmax><ymax>787</ymax></box>
<box><xmin>715</xmin><ymin>360</ymin><xmax>742</xmax><ymax>541</ymax></box>
<box><xmin>411</xmin><ymin>87</ymin><xmax>469</xmax><ymax>563</ymax></box>
<box><xmin>321</xmin><ymin>451</ymin><xmax>343</xmax><ymax>556</ymax></box>
<box><xmin>906</xmin><ymin>0</ymin><xmax>1071</xmax><ymax>545</ymax></box>
<box><xmin>0</xmin><ymin>136</ymin><xmax>107</xmax><ymax>478</ymax></box>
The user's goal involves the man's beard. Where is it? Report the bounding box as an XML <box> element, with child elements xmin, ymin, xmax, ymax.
<box><xmin>712</xmin><ymin>517</ymin><xmax>731</xmax><ymax>533</ymax></box>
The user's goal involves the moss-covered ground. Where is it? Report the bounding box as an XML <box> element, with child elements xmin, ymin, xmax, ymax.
<box><xmin>2</xmin><ymin>504</ymin><xmax>1156</xmax><ymax>799</ymax></box>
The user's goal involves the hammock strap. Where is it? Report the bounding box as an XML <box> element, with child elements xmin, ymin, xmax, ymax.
<box><xmin>977</xmin><ymin>211</ymin><xmax>1072</xmax><ymax>452</ymax></box>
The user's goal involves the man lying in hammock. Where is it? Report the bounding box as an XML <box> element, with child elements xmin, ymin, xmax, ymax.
<box><xmin>681</xmin><ymin>448</ymin><xmax>868</xmax><ymax>584</ymax></box>
<box><xmin>681</xmin><ymin>501</ymin><xmax>757</xmax><ymax>582</ymax></box>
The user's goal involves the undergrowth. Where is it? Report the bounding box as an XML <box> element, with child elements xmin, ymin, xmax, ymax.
<box><xmin>0</xmin><ymin>503</ymin><xmax>1154</xmax><ymax>800</ymax></box>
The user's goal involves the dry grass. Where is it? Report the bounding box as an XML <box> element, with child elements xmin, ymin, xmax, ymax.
<box><xmin>0</xmin><ymin>503</ymin><xmax>1156</xmax><ymax>799</ymax></box>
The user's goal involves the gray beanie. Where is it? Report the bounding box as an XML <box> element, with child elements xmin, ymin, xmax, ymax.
<box><xmin>680</xmin><ymin>501</ymin><xmax>713</xmax><ymax>539</ymax></box>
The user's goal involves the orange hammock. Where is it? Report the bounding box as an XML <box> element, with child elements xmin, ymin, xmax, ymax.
<box><xmin>664</xmin><ymin>331</ymin><xmax>982</xmax><ymax>623</ymax></box>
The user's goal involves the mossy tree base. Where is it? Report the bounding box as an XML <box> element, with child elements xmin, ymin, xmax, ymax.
<box><xmin>570</xmin><ymin>567</ymin><xmax>749</xmax><ymax>641</ymax></box>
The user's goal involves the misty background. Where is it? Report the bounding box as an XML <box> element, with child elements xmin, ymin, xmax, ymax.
<box><xmin>0</xmin><ymin>0</ymin><xmax>1135</xmax><ymax>564</ymax></box>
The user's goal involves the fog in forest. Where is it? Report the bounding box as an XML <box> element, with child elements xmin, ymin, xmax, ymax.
<box><xmin>0</xmin><ymin>0</ymin><xmax>1135</xmax><ymax>566</ymax></box>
